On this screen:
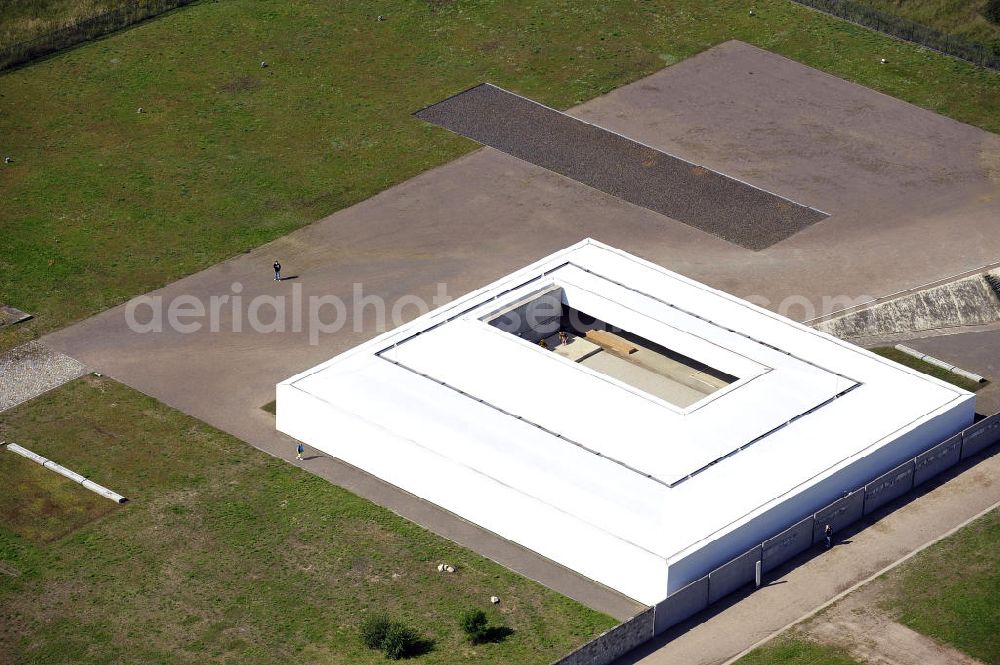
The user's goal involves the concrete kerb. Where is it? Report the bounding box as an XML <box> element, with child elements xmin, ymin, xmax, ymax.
<box><xmin>895</xmin><ymin>344</ymin><xmax>986</xmax><ymax>384</ymax></box>
<box><xmin>4</xmin><ymin>441</ymin><xmax>128</xmax><ymax>504</ymax></box>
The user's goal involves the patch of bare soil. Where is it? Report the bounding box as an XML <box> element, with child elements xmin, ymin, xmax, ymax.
<box><xmin>800</xmin><ymin>582</ymin><xmax>984</xmax><ymax>665</ymax></box>
<box><xmin>219</xmin><ymin>75</ymin><xmax>261</xmax><ymax>93</ymax></box>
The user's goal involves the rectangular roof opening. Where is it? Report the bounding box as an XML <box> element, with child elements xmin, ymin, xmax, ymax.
<box><xmin>485</xmin><ymin>288</ymin><xmax>737</xmax><ymax>408</ymax></box>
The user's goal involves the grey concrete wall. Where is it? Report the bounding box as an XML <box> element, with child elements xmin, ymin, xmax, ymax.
<box><xmin>961</xmin><ymin>412</ymin><xmax>1000</xmax><ymax>460</ymax></box>
<box><xmin>487</xmin><ymin>287</ymin><xmax>564</xmax><ymax>341</ymax></box>
<box><xmin>813</xmin><ymin>489</ymin><xmax>865</xmax><ymax>543</ymax></box>
<box><xmin>815</xmin><ymin>275</ymin><xmax>1000</xmax><ymax>340</ymax></box>
<box><xmin>761</xmin><ymin>516</ymin><xmax>814</xmax><ymax>573</ymax></box>
<box><xmin>913</xmin><ymin>433</ymin><xmax>962</xmax><ymax>486</ymax></box>
<box><xmin>863</xmin><ymin>459</ymin><xmax>915</xmax><ymax>515</ymax></box>
<box><xmin>708</xmin><ymin>545</ymin><xmax>761</xmax><ymax>604</ymax></box>
<box><xmin>552</xmin><ymin>607</ymin><xmax>654</xmax><ymax>665</ymax></box>
<box><xmin>653</xmin><ymin>575</ymin><xmax>708</xmax><ymax>635</ymax></box>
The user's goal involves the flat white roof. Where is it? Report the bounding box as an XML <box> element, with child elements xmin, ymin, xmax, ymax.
<box><xmin>281</xmin><ymin>239</ymin><xmax>971</xmax><ymax>567</ymax></box>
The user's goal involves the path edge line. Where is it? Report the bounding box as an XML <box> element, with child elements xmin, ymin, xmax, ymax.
<box><xmin>721</xmin><ymin>497</ymin><xmax>1000</xmax><ymax>664</ymax></box>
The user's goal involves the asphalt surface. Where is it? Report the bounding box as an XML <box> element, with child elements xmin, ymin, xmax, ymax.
<box><xmin>415</xmin><ymin>84</ymin><xmax>827</xmax><ymax>250</ymax></box>
<box><xmin>905</xmin><ymin>330</ymin><xmax>1000</xmax><ymax>415</ymax></box>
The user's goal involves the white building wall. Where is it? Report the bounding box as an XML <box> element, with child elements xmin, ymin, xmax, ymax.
<box><xmin>275</xmin><ymin>241</ymin><xmax>980</xmax><ymax>607</ymax></box>
<box><xmin>277</xmin><ymin>383</ymin><xmax>670</xmax><ymax>605</ymax></box>
<box><xmin>665</xmin><ymin>394</ymin><xmax>974</xmax><ymax>593</ymax></box>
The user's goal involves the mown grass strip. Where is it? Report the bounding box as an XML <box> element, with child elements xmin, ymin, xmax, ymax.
<box><xmin>0</xmin><ymin>375</ymin><xmax>616</xmax><ymax>664</ymax></box>
<box><xmin>870</xmin><ymin>346</ymin><xmax>984</xmax><ymax>392</ymax></box>
<box><xmin>880</xmin><ymin>507</ymin><xmax>1000</xmax><ymax>664</ymax></box>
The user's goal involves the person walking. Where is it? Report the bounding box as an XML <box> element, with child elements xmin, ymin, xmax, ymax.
<box><xmin>824</xmin><ymin>523</ymin><xmax>833</xmax><ymax>550</ymax></box>
<box><xmin>296</xmin><ymin>442</ymin><xmax>304</xmax><ymax>460</ymax></box>
<box><xmin>273</xmin><ymin>259</ymin><xmax>282</xmax><ymax>281</ymax></box>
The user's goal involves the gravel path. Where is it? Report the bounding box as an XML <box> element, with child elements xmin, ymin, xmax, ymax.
<box><xmin>0</xmin><ymin>341</ymin><xmax>88</xmax><ymax>412</ymax></box>
<box><xmin>414</xmin><ymin>84</ymin><xmax>828</xmax><ymax>250</ymax></box>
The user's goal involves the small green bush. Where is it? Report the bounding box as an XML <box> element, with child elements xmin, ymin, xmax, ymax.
<box><xmin>985</xmin><ymin>0</ymin><xmax>1000</xmax><ymax>24</ymax></box>
<box><xmin>459</xmin><ymin>609</ymin><xmax>489</xmax><ymax>644</ymax></box>
<box><xmin>360</xmin><ymin>613</ymin><xmax>392</xmax><ymax>650</ymax></box>
<box><xmin>360</xmin><ymin>613</ymin><xmax>420</xmax><ymax>659</ymax></box>
<box><xmin>382</xmin><ymin>623</ymin><xmax>418</xmax><ymax>660</ymax></box>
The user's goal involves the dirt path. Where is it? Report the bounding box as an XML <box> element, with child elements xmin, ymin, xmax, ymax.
<box><xmin>802</xmin><ymin>584</ymin><xmax>984</xmax><ymax>665</ymax></box>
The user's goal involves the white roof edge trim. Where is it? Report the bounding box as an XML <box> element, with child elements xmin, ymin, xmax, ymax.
<box><xmin>282</xmin><ymin>237</ymin><xmax>970</xmax><ymax>397</ymax></box>
<box><xmin>280</xmin><ymin>239</ymin><xmax>599</xmax><ymax>386</ymax></box>
<box><xmin>286</xmin><ymin>381</ymin><xmax>667</xmax><ymax>560</ymax></box>
<box><xmin>574</xmin><ymin>241</ymin><xmax>972</xmax><ymax>396</ymax></box>
<box><xmin>664</xmin><ymin>391</ymin><xmax>973</xmax><ymax>563</ymax></box>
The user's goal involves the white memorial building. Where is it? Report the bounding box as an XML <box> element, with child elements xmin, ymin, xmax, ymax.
<box><xmin>277</xmin><ymin>239</ymin><xmax>974</xmax><ymax>605</ymax></box>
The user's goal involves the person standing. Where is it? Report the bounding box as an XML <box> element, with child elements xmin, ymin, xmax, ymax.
<box><xmin>296</xmin><ymin>442</ymin><xmax>304</xmax><ymax>460</ymax></box>
<box><xmin>824</xmin><ymin>524</ymin><xmax>833</xmax><ymax>550</ymax></box>
<box><xmin>273</xmin><ymin>259</ymin><xmax>282</xmax><ymax>281</ymax></box>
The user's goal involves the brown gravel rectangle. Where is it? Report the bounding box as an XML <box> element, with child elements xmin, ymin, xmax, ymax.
<box><xmin>414</xmin><ymin>84</ymin><xmax>828</xmax><ymax>250</ymax></box>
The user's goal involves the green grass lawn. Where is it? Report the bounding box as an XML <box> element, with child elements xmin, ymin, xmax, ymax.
<box><xmin>0</xmin><ymin>376</ymin><xmax>616</xmax><ymax>664</ymax></box>
<box><xmin>870</xmin><ymin>346</ymin><xmax>985</xmax><ymax>392</ymax></box>
<box><xmin>1</xmin><ymin>0</ymin><xmax>998</xmax><ymax>353</ymax></box>
<box><xmin>0</xmin><ymin>447</ymin><xmax>115</xmax><ymax>543</ymax></box>
<box><xmin>881</xmin><ymin>507</ymin><xmax>1000</xmax><ymax>663</ymax></box>
<box><xmin>736</xmin><ymin>508</ymin><xmax>999</xmax><ymax>665</ymax></box>
<box><xmin>734</xmin><ymin>636</ymin><xmax>860</xmax><ymax>665</ymax></box>
<box><xmin>858</xmin><ymin>0</ymin><xmax>1000</xmax><ymax>52</ymax></box>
